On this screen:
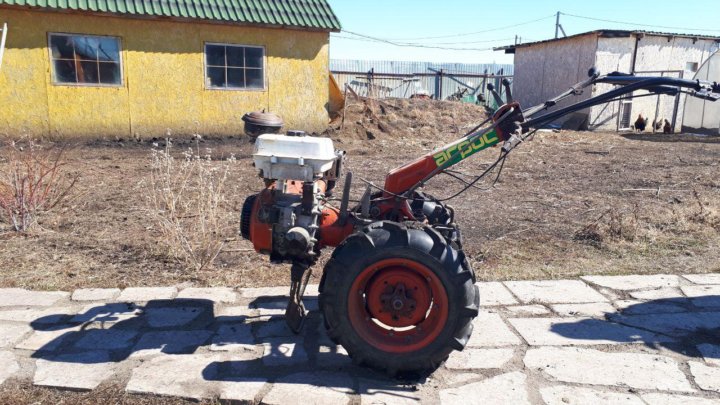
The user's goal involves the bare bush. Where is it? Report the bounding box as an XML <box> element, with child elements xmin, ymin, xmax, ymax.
<box><xmin>574</xmin><ymin>206</ymin><xmax>639</xmax><ymax>247</ymax></box>
<box><xmin>146</xmin><ymin>139</ymin><xmax>236</xmax><ymax>270</ymax></box>
<box><xmin>0</xmin><ymin>141</ymin><xmax>77</xmax><ymax>232</ymax></box>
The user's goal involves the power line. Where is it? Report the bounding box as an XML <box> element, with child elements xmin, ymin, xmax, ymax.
<box><xmin>561</xmin><ymin>12</ymin><xmax>720</xmax><ymax>33</ymax></box>
<box><xmin>331</xmin><ymin>34</ymin><xmax>498</xmax><ymax>51</ymax></box>
<box><xmin>331</xmin><ymin>32</ymin><xmax>516</xmax><ymax>46</ymax></box>
<box><xmin>383</xmin><ymin>14</ymin><xmax>556</xmax><ymax>40</ymax></box>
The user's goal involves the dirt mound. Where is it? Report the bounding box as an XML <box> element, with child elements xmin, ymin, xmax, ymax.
<box><xmin>325</xmin><ymin>97</ymin><xmax>489</xmax><ymax>142</ymax></box>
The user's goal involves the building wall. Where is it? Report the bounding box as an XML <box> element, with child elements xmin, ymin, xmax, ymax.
<box><xmin>512</xmin><ymin>34</ymin><xmax>597</xmax><ymax>128</ymax></box>
<box><xmin>0</xmin><ymin>7</ymin><xmax>330</xmax><ymax>139</ymax></box>
<box><xmin>590</xmin><ymin>35</ymin><xmax>719</xmax><ymax>131</ymax></box>
<box><xmin>589</xmin><ymin>36</ymin><xmax>636</xmax><ymax>130</ymax></box>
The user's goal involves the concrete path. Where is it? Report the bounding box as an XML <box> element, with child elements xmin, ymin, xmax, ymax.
<box><xmin>1</xmin><ymin>274</ymin><xmax>720</xmax><ymax>404</ymax></box>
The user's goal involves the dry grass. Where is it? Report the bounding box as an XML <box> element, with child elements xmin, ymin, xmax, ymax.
<box><xmin>0</xmin><ymin>380</ymin><xmax>217</xmax><ymax>405</ymax></box>
<box><xmin>144</xmin><ymin>138</ymin><xmax>237</xmax><ymax>271</ymax></box>
<box><xmin>0</xmin><ymin>113</ymin><xmax>719</xmax><ymax>290</ymax></box>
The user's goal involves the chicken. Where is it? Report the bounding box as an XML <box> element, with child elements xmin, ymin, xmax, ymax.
<box><xmin>653</xmin><ymin>119</ymin><xmax>663</xmax><ymax>132</ymax></box>
<box><xmin>634</xmin><ymin>114</ymin><xmax>647</xmax><ymax>132</ymax></box>
<box><xmin>663</xmin><ymin>119</ymin><xmax>672</xmax><ymax>134</ymax></box>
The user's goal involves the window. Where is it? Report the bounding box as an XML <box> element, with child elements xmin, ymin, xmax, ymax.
<box><xmin>205</xmin><ymin>43</ymin><xmax>264</xmax><ymax>90</ymax></box>
<box><xmin>686</xmin><ymin>62</ymin><xmax>699</xmax><ymax>73</ymax></box>
<box><xmin>49</xmin><ymin>33</ymin><xmax>122</xmax><ymax>86</ymax></box>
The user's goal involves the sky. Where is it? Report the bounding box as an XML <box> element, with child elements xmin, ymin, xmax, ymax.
<box><xmin>327</xmin><ymin>0</ymin><xmax>720</xmax><ymax>65</ymax></box>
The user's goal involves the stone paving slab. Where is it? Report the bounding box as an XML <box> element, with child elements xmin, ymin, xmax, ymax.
<box><xmin>3</xmin><ymin>273</ymin><xmax>720</xmax><ymax>404</ymax></box>
<box><xmin>629</xmin><ymin>287</ymin><xmax>685</xmax><ymax>300</ymax></box>
<box><xmin>504</xmin><ymin>280</ymin><xmax>608</xmax><ymax>304</ymax></box>
<box><xmin>689</xmin><ymin>361</ymin><xmax>720</xmax><ymax>393</ymax></box>
<box><xmin>681</xmin><ymin>285</ymin><xmax>720</xmax><ymax>307</ymax></box>
<box><xmin>539</xmin><ymin>385</ymin><xmax>645</xmax><ymax>405</ymax></box>
<box><xmin>34</xmin><ymin>351</ymin><xmax>115</xmax><ymax>390</ymax></box>
<box><xmin>524</xmin><ymin>346</ymin><xmax>694</xmax><ymax>392</ymax></box>
<box><xmin>116</xmin><ymin>287</ymin><xmax>178</xmax><ymax>302</ymax></box>
<box><xmin>130</xmin><ymin>330</ymin><xmax>213</xmax><ymax>357</ymax></box>
<box><xmin>445</xmin><ymin>347</ymin><xmax>514</xmax><ymax>369</ymax></box>
<box><xmin>210</xmin><ymin>324</ymin><xmax>257</xmax><ymax>352</ymax></box>
<box><xmin>551</xmin><ymin>302</ymin><xmax>616</xmax><ymax>317</ymax></box>
<box><xmin>439</xmin><ymin>371</ymin><xmax>531</xmax><ymax>405</ymax></box>
<box><xmin>641</xmin><ymin>393</ymin><xmax>720</xmax><ymax>405</ymax></box>
<box><xmin>0</xmin><ymin>323</ymin><xmax>31</xmax><ymax>348</ymax></box>
<box><xmin>262</xmin><ymin>337</ymin><xmax>308</xmax><ymax>367</ymax></box>
<box><xmin>509</xmin><ymin>317</ymin><xmax>674</xmax><ymax>346</ymax></box>
<box><xmin>581</xmin><ymin>274</ymin><xmax>681</xmax><ymax>291</ymax></box>
<box><xmin>358</xmin><ymin>377</ymin><xmax>420</xmax><ymax>404</ymax></box>
<box><xmin>71</xmin><ymin>288</ymin><xmax>121</xmax><ymax>301</ymax></box>
<box><xmin>263</xmin><ymin>371</ymin><xmax>354</xmax><ymax>405</ymax></box>
<box><xmin>476</xmin><ymin>282</ymin><xmax>518</xmax><ymax>306</ymax></box>
<box><xmin>506</xmin><ymin>305</ymin><xmax>550</xmax><ymax>316</ymax></box>
<box><xmin>614</xmin><ymin>299</ymin><xmax>689</xmax><ymax>315</ymax></box>
<box><xmin>176</xmin><ymin>287</ymin><xmax>237</xmax><ymax>303</ymax></box>
<box><xmin>683</xmin><ymin>273</ymin><xmax>720</xmax><ymax>285</ymax></box>
<box><xmin>15</xmin><ymin>325</ymin><xmax>82</xmax><ymax>351</ymax></box>
<box><xmin>466</xmin><ymin>311</ymin><xmax>521</xmax><ymax>347</ymax></box>
<box><xmin>0</xmin><ymin>351</ymin><xmax>19</xmax><ymax>385</ymax></box>
<box><xmin>608</xmin><ymin>311</ymin><xmax>720</xmax><ymax>337</ymax></box>
<box><xmin>0</xmin><ymin>306</ymin><xmax>75</xmax><ymax>324</ymax></box>
<box><xmin>126</xmin><ymin>353</ymin><xmax>227</xmax><ymax>400</ymax></box>
<box><xmin>0</xmin><ymin>289</ymin><xmax>69</xmax><ymax>307</ymax></box>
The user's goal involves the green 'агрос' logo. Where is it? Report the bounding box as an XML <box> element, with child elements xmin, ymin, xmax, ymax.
<box><xmin>432</xmin><ymin>130</ymin><xmax>500</xmax><ymax>167</ymax></box>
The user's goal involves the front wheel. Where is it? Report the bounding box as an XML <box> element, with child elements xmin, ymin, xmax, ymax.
<box><xmin>319</xmin><ymin>221</ymin><xmax>479</xmax><ymax>375</ymax></box>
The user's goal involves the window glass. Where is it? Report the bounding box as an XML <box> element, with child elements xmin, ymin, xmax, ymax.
<box><xmin>205</xmin><ymin>44</ymin><xmax>225</xmax><ymax>66</ymax></box>
<box><xmin>246</xmin><ymin>69</ymin><xmax>263</xmax><ymax>89</ymax></box>
<box><xmin>245</xmin><ymin>47</ymin><xmax>263</xmax><ymax>68</ymax></box>
<box><xmin>49</xmin><ymin>33</ymin><xmax>122</xmax><ymax>86</ymax></box>
<box><xmin>205</xmin><ymin>44</ymin><xmax>264</xmax><ymax>90</ymax></box>
<box><xmin>206</xmin><ymin>66</ymin><xmax>226</xmax><ymax>88</ymax></box>
<box><xmin>226</xmin><ymin>46</ymin><xmax>244</xmax><ymax>67</ymax></box>
<box><xmin>227</xmin><ymin>68</ymin><xmax>245</xmax><ymax>88</ymax></box>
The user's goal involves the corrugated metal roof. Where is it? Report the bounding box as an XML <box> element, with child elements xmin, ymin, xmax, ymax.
<box><xmin>0</xmin><ymin>0</ymin><xmax>342</xmax><ymax>31</ymax></box>
<box><xmin>495</xmin><ymin>29</ymin><xmax>720</xmax><ymax>53</ymax></box>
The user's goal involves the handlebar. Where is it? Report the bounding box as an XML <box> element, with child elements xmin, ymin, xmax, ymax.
<box><xmin>522</xmin><ymin>70</ymin><xmax>719</xmax><ymax>129</ymax></box>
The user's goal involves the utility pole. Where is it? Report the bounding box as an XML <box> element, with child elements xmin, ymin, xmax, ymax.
<box><xmin>555</xmin><ymin>12</ymin><xmax>566</xmax><ymax>39</ymax></box>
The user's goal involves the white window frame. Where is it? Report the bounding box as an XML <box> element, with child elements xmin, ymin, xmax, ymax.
<box><xmin>47</xmin><ymin>32</ymin><xmax>124</xmax><ymax>87</ymax></box>
<box><xmin>203</xmin><ymin>42</ymin><xmax>266</xmax><ymax>91</ymax></box>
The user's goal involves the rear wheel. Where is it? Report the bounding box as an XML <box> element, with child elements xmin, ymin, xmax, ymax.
<box><xmin>319</xmin><ymin>221</ymin><xmax>479</xmax><ymax>375</ymax></box>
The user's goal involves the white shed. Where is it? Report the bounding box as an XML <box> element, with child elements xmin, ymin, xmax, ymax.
<box><xmin>496</xmin><ymin>30</ymin><xmax>720</xmax><ymax>133</ymax></box>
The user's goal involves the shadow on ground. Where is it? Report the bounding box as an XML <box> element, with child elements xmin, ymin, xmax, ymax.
<box><xmin>551</xmin><ymin>296</ymin><xmax>720</xmax><ymax>360</ymax></box>
<box><xmin>28</xmin><ymin>296</ymin><xmax>422</xmax><ymax>398</ymax></box>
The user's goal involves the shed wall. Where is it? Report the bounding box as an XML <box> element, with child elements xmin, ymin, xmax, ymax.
<box><xmin>513</xmin><ymin>34</ymin><xmax>596</xmax><ymax>128</ymax></box>
<box><xmin>590</xmin><ymin>35</ymin><xmax>719</xmax><ymax>131</ymax></box>
<box><xmin>0</xmin><ymin>7</ymin><xmax>330</xmax><ymax>139</ymax></box>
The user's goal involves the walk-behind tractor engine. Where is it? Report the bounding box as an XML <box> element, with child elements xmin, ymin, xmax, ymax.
<box><xmin>241</xmin><ymin>69</ymin><xmax>720</xmax><ymax>376</ymax></box>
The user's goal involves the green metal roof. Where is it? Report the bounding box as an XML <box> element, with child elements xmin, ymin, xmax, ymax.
<box><xmin>0</xmin><ymin>0</ymin><xmax>342</xmax><ymax>31</ymax></box>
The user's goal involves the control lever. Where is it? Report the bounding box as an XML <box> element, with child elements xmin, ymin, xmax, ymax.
<box><xmin>486</xmin><ymin>83</ymin><xmax>505</xmax><ymax>107</ymax></box>
<box><xmin>502</xmin><ymin>78</ymin><xmax>514</xmax><ymax>103</ymax></box>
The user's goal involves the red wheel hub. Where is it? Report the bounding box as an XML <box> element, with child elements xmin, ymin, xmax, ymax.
<box><xmin>348</xmin><ymin>258</ymin><xmax>449</xmax><ymax>353</ymax></box>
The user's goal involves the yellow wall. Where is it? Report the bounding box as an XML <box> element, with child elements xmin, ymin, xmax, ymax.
<box><xmin>0</xmin><ymin>7</ymin><xmax>330</xmax><ymax>139</ymax></box>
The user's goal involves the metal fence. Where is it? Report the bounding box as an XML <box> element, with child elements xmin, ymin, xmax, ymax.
<box><xmin>330</xmin><ymin>59</ymin><xmax>514</xmax><ymax>106</ymax></box>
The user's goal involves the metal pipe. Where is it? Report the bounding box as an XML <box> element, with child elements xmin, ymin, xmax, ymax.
<box><xmin>524</xmin><ymin>76</ymin><xmax>709</xmax><ymax>129</ymax></box>
<box><xmin>0</xmin><ymin>22</ymin><xmax>7</xmax><ymax>72</ymax></box>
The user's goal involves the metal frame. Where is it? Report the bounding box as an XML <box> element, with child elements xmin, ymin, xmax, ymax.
<box><xmin>47</xmin><ymin>32</ymin><xmax>125</xmax><ymax>88</ymax></box>
<box><xmin>0</xmin><ymin>22</ymin><xmax>7</xmax><ymax>72</ymax></box>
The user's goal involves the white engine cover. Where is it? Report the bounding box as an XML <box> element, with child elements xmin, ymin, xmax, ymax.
<box><xmin>253</xmin><ymin>134</ymin><xmax>337</xmax><ymax>182</ymax></box>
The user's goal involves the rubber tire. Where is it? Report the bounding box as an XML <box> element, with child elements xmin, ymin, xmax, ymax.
<box><xmin>319</xmin><ymin>221</ymin><xmax>479</xmax><ymax>376</ymax></box>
